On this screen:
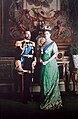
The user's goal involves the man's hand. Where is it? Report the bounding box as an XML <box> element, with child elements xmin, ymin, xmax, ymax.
<box><xmin>32</xmin><ymin>61</ymin><xmax>36</xmax><ymax>69</ymax></box>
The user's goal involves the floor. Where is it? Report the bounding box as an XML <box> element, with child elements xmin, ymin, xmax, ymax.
<box><xmin>0</xmin><ymin>92</ymin><xmax>78</xmax><ymax>119</ymax></box>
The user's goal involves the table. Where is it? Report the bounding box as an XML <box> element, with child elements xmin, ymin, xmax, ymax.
<box><xmin>57</xmin><ymin>56</ymin><xmax>70</xmax><ymax>92</ymax></box>
<box><xmin>72</xmin><ymin>69</ymin><xmax>78</xmax><ymax>93</ymax></box>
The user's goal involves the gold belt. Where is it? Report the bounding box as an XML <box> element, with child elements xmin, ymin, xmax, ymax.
<box><xmin>22</xmin><ymin>54</ymin><xmax>33</xmax><ymax>58</ymax></box>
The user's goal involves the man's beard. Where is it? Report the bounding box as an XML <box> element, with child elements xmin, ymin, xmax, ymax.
<box><xmin>25</xmin><ymin>37</ymin><xmax>30</xmax><ymax>40</ymax></box>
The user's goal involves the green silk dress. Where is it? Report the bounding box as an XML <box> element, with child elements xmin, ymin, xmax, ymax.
<box><xmin>40</xmin><ymin>42</ymin><xmax>62</xmax><ymax>110</ymax></box>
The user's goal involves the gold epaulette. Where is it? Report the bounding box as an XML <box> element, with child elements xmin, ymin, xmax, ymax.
<box><xmin>24</xmin><ymin>39</ymin><xmax>35</xmax><ymax>47</ymax></box>
<box><xmin>15</xmin><ymin>39</ymin><xmax>35</xmax><ymax>47</ymax></box>
<box><xmin>15</xmin><ymin>41</ymin><xmax>22</xmax><ymax>47</ymax></box>
<box><xmin>32</xmin><ymin>42</ymin><xmax>35</xmax><ymax>47</ymax></box>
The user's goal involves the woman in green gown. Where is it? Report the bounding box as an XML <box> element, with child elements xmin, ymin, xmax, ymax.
<box><xmin>38</xmin><ymin>29</ymin><xmax>63</xmax><ymax>110</ymax></box>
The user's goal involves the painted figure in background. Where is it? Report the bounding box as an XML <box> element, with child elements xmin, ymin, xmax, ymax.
<box><xmin>37</xmin><ymin>26</ymin><xmax>62</xmax><ymax>110</ymax></box>
<box><xmin>15</xmin><ymin>30</ymin><xmax>36</xmax><ymax>102</ymax></box>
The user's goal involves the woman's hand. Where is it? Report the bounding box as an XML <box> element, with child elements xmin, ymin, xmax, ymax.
<box><xmin>43</xmin><ymin>61</ymin><xmax>48</xmax><ymax>65</ymax></box>
<box><xmin>40</xmin><ymin>58</ymin><xmax>49</xmax><ymax>65</ymax></box>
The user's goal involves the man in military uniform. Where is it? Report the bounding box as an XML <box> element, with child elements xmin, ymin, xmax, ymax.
<box><xmin>15</xmin><ymin>30</ymin><xmax>36</xmax><ymax>102</ymax></box>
